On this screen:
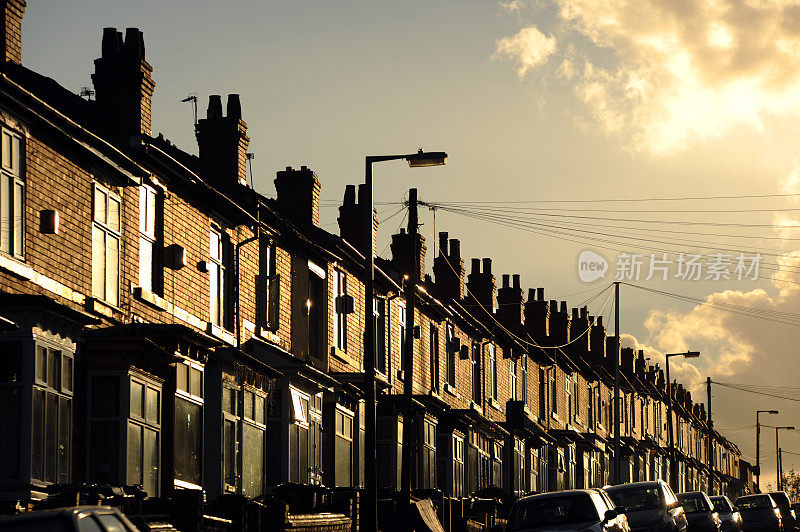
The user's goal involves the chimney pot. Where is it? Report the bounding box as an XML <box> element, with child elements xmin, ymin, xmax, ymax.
<box><xmin>502</xmin><ymin>274</ymin><xmax>510</xmax><ymax>288</ymax></box>
<box><xmin>572</xmin><ymin>307</ymin><xmax>578</xmax><ymax>319</ymax></box>
<box><xmin>450</xmin><ymin>239</ymin><xmax>460</xmax><ymax>258</ymax></box>
<box><xmin>482</xmin><ymin>258</ymin><xmax>492</xmax><ymax>274</ymax></box>
<box><xmin>512</xmin><ymin>274</ymin><xmax>520</xmax><ymax>289</ymax></box>
<box><xmin>537</xmin><ymin>287</ymin><xmax>544</xmax><ymax>301</ymax></box>
<box><xmin>560</xmin><ymin>301</ymin><xmax>567</xmax><ymax>314</ymax></box>
<box><xmin>527</xmin><ymin>288</ymin><xmax>536</xmax><ymax>301</ymax></box>
<box><xmin>343</xmin><ymin>184</ymin><xmax>355</xmax><ymax>206</ymax></box>
<box><xmin>597</xmin><ymin>316</ymin><xmax>603</xmax><ymax>327</ymax></box>
<box><xmin>102</xmin><ymin>27</ymin><xmax>120</xmax><ymax>57</ymax></box>
<box><xmin>471</xmin><ymin>258</ymin><xmax>480</xmax><ymax>275</ymax></box>
<box><xmin>207</xmin><ymin>95</ymin><xmax>223</xmax><ymax>119</ymax></box>
<box><xmin>301</xmin><ymin>165</ymin><xmax>308</xmax><ymax>170</ymax></box>
<box><xmin>123</xmin><ymin>28</ymin><xmax>144</xmax><ymax>58</ymax></box>
<box><xmin>580</xmin><ymin>306</ymin><xmax>588</xmax><ymax>319</ymax></box>
<box><xmin>438</xmin><ymin>232</ymin><xmax>448</xmax><ymax>255</ymax></box>
<box><xmin>226</xmin><ymin>94</ymin><xmax>242</xmax><ymax>120</ymax></box>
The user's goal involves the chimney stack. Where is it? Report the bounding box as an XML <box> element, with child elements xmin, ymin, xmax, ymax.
<box><xmin>433</xmin><ymin>232</ymin><xmax>464</xmax><ymax>301</ymax></box>
<box><xmin>195</xmin><ymin>94</ymin><xmax>250</xmax><ymax>188</ymax></box>
<box><xmin>497</xmin><ymin>273</ymin><xmax>524</xmax><ymax>327</ymax></box>
<box><xmin>274</xmin><ymin>165</ymin><xmax>322</xmax><ymax>228</ymax></box>
<box><xmin>550</xmin><ymin>301</ymin><xmax>570</xmax><ymax>347</ymax></box>
<box><xmin>0</xmin><ymin>0</ymin><xmax>24</xmax><ymax>65</ymax></box>
<box><xmin>389</xmin><ymin>192</ymin><xmax>426</xmax><ymax>278</ymax></box>
<box><xmin>524</xmin><ymin>287</ymin><xmax>550</xmax><ymax>342</ymax></box>
<box><xmin>621</xmin><ymin>347</ymin><xmax>635</xmax><ymax>374</ymax></box>
<box><xmin>338</xmin><ymin>184</ymin><xmax>378</xmax><ymax>253</ymax></box>
<box><xmin>92</xmin><ymin>27</ymin><xmax>155</xmax><ymax>137</ymax></box>
<box><xmin>465</xmin><ymin>257</ymin><xmax>496</xmax><ymax>313</ymax></box>
<box><xmin>590</xmin><ymin>315</ymin><xmax>606</xmax><ymax>363</ymax></box>
<box><xmin>567</xmin><ymin>306</ymin><xmax>590</xmax><ymax>359</ymax></box>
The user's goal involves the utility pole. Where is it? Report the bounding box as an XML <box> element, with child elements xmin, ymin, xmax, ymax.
<box><xmin>401</xmin><ymin>188</ymin><xmax>419</xmax><ymax>529</ymax></box>
<box><xmin>614</xmin><ymin>281</ymin><xmax>621</xmax><ymax>484</ymax></box>
<box><xmin>707</xmin><ymin>377</ymin><xmax>714</xmax><ymax>494</ymax></box>
<box><xmin>779</xmin><ymin>448</ymin><xmax>783</xmax><ymax>491</ymax></box>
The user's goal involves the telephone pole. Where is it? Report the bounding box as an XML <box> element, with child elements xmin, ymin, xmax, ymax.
<box><xmin>707</xmin><ymin>377</ymin><xmax>714</xmax><ymax>494</ymax></box>
<box><xmin>614</xmin><ymin>281</ymin><xmax>621</xmax><ymax>484</ymax></box>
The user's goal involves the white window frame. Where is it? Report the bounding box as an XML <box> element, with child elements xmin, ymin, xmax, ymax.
<box><xmin>210</xmin><ymin>227</ymin><xmax>226</xmax><ymax>327</ymax></box>
<box><xmin>92</xmin><ymin>183</ymin><xmax>121</xmax><ymax>306</ymax></box>
<box><xmin>0</xmin><ymin>127</ymin><xmax>24</xmax><ymax>259</ymax></box>
<box><xmin>138</xmin><ymin>184</ymin><xmax>159</xmax><ymax>292</ymax></box>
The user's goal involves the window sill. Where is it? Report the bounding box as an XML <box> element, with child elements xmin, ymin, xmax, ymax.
<box><xmin>396</xmin><ymin>369</ymin><xmax>405</xmax><ymax>382</ymax></box>
<box><xmin>444</xmin><ymin>383</ymin><xmax>459</xmax><ymax>398</ymax></box>
<box><xmin>488</xmin><ymin>398</ymin><xmax>501</xmax><ymax>411</ymax></box>
<box><xmin>255</xmin><ymin>326</ymin><xmax>281</xmax><ymax>346</ymax></box>
<box><xmin>470</xmin><ymin>401</ymin><xmax>483</xmax><ymax>415</ymax></box>
<box><xmin>86</xmin><ymin>297</ymin><xmax>121</xmax><ymax>318</ymax></box>
<box><xmin>522</xmin><ymin>404</ymin><xmax>531</xmax><ymax>416</ymax></box>
<box><xmin>133</xmin><ymin>286</ymin><xmax>167</xmax><ymax>311</ymax></box>
<box><xmin>551</xmin><ymin>412</ymin><xmax>560</xmax><ymax>421</ymax></box>
<box><xmin>207</xmin><ymin>322</ymin><xmax>235</xmax><ymax>344</ymax></box>
<box><xmin>331</xmin><ymin>347</ymin><xmax>361</xmax><ymax>370</ymax></box>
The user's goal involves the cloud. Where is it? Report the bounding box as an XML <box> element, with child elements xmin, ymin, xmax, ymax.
<box><xmin>494</xmin><ymin>26</ymin><xmax>557</xmax><ymax>77</ymax></box>
<box><xmin>498</xmin><ymin>0</ymin><xmax>800</xmax><ymax>153</ymax></box>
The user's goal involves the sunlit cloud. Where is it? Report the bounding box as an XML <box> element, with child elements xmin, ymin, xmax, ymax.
<box><xmin>494</xmin><ymin>26</ymin><xmax>557</xmax><ymax>77</ymax></box>
<box><xmin>497</xmin><ymin>0</ymin><xmax>800</xmax><ymax>154</ymax></box>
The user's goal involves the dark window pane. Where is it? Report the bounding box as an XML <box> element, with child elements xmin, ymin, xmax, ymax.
<box><xmin>130</xmin><ymin>381</ymin><xmax>144</xmax><ymax>418</ymax></box>
<box><xmin>0</xmin><ymin>388</ymin><xmax>20</xmax><ymax>479</ymax></box>
<box><xmin>127</xmin><ymin>422</ymin><xmax>142</xmax><ymax>486</ymax></box>
<box><xmin>243</xmin><ymin>424</ymin><xmax>264</xmax><ymax>497</ymax></box>
<box><xmin>91</xmin><ymin>376</ymin><xmax>120</xmax><ymax>418</ymax></box>
<box><xmin>298</xmin><ymin>425</ymin><xmax>308</xmax><ymax>484</ymax></box>
<box><xmin>143</xmin><ymin>428</ymin><xmax>159</xmax><ymax>497</ymax></box>
<box><xmin>35</xmin><ymin>346</ymin><xmax>46</xmax><ymax>383</ymax></box>
<box><xmin>77</xmin><ymin>516</ymin><xmax>103</xmax><ymax>532</ymax></box>
<box><xmin>45</xmin><ymin>392</ymin><xmax>58</xmax><ymax>482</ymax></box>
<box><xmin>222</xmin><ymin>387</ymin><xmax>235</xmax><ymax>415</ymax></box>
<box><xmin>145</xmin><ymin>386</ymin><xmax>159</xmax><ymax>424</ymax></box>
<box><xmin>335</xmin><ymin>434</ymin><xmax>352</xmax><ymax>487</ymax></box>
<box><xmin>89</xmin><ymin>421</ymin><xmax>119</xmax><ymax>483</ymax></box>
<box><xmin>96</xmin><ymin>514</ymin><xmax>126</xmax><ymax>532</ymax></box>
<box><xmin>255</xmin><ymin>395</ymin><xmax>265</xmax><ymax>425</ymax></box>
<box><xmin>174</xmin><ymin>398</ymin><xmax>202</xmax><ymax>484</ymax></box>
<box><xmin>0</xmin><ymin>342</ymin><xmax>22</xmax><ymax>382</ymax></box>
<box><xmin>244</xmin><ymin>390</ymin><xmax>254</xmax><ymax>421</ymax></box>
<box><xmin>223</xmin><ymin>419</ymin><xmax>236</xmax><ymax>486</ymax></box>
<box><xmin>61</xmin><ymin>356</ymin><xmax>72</xmax><ymax>393</ymax></box>
<box><xmin>47</xmin><ymin>350</ymin><xmax>59</xmax><ymax>389</ymax></box>
<box><xmin>58</xmin><ymin>397</ymin><xmax>70</xmax><ymax>483</ymax></box>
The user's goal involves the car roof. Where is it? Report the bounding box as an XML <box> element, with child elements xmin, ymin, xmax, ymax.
<box><xmin>605</xmin><ymin>481</ymin><xmax>664</xmax><ymax>490</ymax></box>
<box><xmin>516</xmin><ymin>489</ymin><xmax>600</xmax><ymax>502</ymax></box>
<box><xmin>0</xmin><ymin>506</ymin><xmax>122</xmax><ymax>523</ymax></box>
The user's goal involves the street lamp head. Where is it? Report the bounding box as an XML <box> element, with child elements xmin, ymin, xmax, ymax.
<box><xmin>683</xmin><ymin>351</ymin><xmax>700</xmax><ymax>358</ymax></box>
<box><xmin>770</xmin><ymin>410</ymin><xmax>781</xmax><ymax>414</ymax></box>
<box><xmin>784</xmin><ymin>426</ymin><xmax>797</xmax><ymax>430</ymax></box>
<box><xmin>406</xmin><ymin>149</ymin><xmax>447</xmax><ymax>167</ymax></box>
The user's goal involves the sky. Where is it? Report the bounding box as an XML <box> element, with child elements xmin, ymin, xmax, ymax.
<box><xmin>21</xmin><ymin>0</ymin><xmax>800</xmax><ymax>490</ymax></box>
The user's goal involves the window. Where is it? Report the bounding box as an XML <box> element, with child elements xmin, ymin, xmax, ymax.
<box><xmin>0</xmin><ymin>342</ymin><xmax>22</xmax><ymax>481</ymax></box>
<box><xmin>209</xmin><ymin>228</ymin><xmax>227</xmax><ymax>328</ymax></box>
<box><xmin>260</xmin><ymin>238</ymin><xmax>279</xmax><ymax>330</ymax></box>
<box><xmin>222</xmin><ymin>384</ymin><xmax>266</xmax><ymax>497</ymax></box>
<box><xmin>510</xmin><ymin>359</ymin><xmax>517</xmax><ymax>402</ymax></box>
<box><xmin>452</xmin><ymin>433</ymin><xmax>464</xmax><ymax>497</ymax></box>
<box><xmin>398</xmin><ymin>304</ymin><xmax>406</xmax><ymax>377</ymax></box>
<box><xmin>491</xmin><ymin>440</ymin><xmax>502</xmax><ymax>488</ymax></box>
<box><xmin>471</xmin><ymin>342</ymin><xmax>481</xmax><ymax>404</ymax></box>
<box><xmin>128</xmin><ymin>376</ymin><xmax>160</xmax><ymax>497</ymax></box>
<box><xmin>417</xmin><ymin>417</ymin><xmax>437</xmax><ymax>489</ymax></box>
<box><xmin>512</xmin><ymin>437</ymin><xmax>524</xmax><ymax>496</ymax></box>
<box><xmin>92</xmin><ymin>184</ymin><xmax>120</xmax><ymax>305</ymax></box>
<box><xmin>446</xmin><ymin>324</ymin><xmax>456</xmax><ymax>385</ymax></box>
<box><xmin>307</xmin><ymin>263</ymin><xmax>325</xmax><ymax>360</ymax></box>
<box><xmin>632</xmin><ymin>395</ymin><xmax>637</xmax><ymax>432</ymax></box>
<box><xmin>551</xmin><ymin>369</ymin><xmax>557</xmax><ymax>415</ymax></box>
<box><xmin>32</xmin><ymin>345</ymin><xmax>73</xmax><ymax>484</ymax></box>
<box><xmin>566</xmin><ymin>376</ymin><xmax>572</xmax><ymax>423</ymax></box>
<box><xmin>587</xmin><ymin>384</ymin><xmax>594</xmax><ymax>429</ymax></box>
<box><xmin>333</xmin><ymin>270</ymin><xmax>348</xmax><ymax>352</ymax></box>
<box><xmin>222</xmin><ymin>385</ymin><xmax>238</xmax><ymax>492</ymax></box>
<box><xmin>430</xmin><ymin>324</ymin><xmax>439</xmax><ymax>392</ymax></box>
<box><xmin>138</xmin><ymin>184</ymin><xmax>162</xmax><ymax>294</ymax></box>
<box><xmin>335</xmin><ymin>407</ymin><xmax>353</xmax><ymax>487</ymax></box>
<box><xmin>488</xmin><ymin>344</ymin><xmax>497</xmax><ymax>401</ymax></box>
<box><xmin>573</xmin><ymin>375</ymin><xmax>579</xmax><ymax>423</ymax></box>
<box><xmin>0</xmin><ymin>127</ymin><xmax>23</xmax><ymax>258</ymax></box>
<box><xmin>538</xmin><ymin>368</ymin><xmax>546</xmax><ymax>419</ymax></box>
<box><xmin>374</xmin><ymin>298</ymin><xmax>387</xmax><ymax>375</ymax></box>
<box><xmin>174</xmin><ymin>360</ymin><xmax>203</xmax><ymax>488</ymax></box>
<box><xmin>521</xmin><ymin>356</ymin><xmax>528</xmax><ymax>405</ymax></box>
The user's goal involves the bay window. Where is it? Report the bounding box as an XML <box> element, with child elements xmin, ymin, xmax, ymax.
<box><xmin>174</xmin><ymin>360</ymin><xmax>203</xmax><ymax>488</ymax></box>
<box><xmin>32</xmin><ymin>345</ymin><xmax>72</xmax><ymax>484</ymax></box>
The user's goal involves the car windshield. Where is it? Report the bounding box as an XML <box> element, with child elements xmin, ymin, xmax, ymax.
<box><xmin>737</xmin><ymin>496</ymin><xmax>771</xmax><ymax>510</ymax></box>
<box><xmin>511</xmin><ymin>495</ymin><xmax>599</xmax><ymax>529</ymax></box>
<box><xmin>607</xmin><ymin>486</ymin><xmax>664</xmax><ymax>511</ymax></box>
<box><xmin>678</xmin><ymin>494</ymin><xmax>709</xmax><ymax>513</ymax></box>
<box><xmin>711</xmin><ymin>498</ymin><xmax>731</xmax><ymax>513</ymax></box>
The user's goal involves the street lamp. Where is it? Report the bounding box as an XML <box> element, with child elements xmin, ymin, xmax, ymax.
<box><xmin>666</xmin><ymin>351</ymin><xmax>700</xmax><ymax>490</ymax></box>
<box><xmin>776</xmin><ymin>425</ymin><xmax>795</xmax><ymax>491</ymax></box>
<box><xmin>756</xmin><ymin>409</ymin><xmax>779</xmax><ymax>492</ymax></box>
<box><xmin>363</xmin><ymin>149</ymin><xmax>447</xmax><ymax>532</ymax></box>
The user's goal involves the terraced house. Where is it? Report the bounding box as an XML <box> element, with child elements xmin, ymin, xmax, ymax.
<box><xmin>0</xmin><ymin>2</ymin><xmax>750</xmax><ymax>530</ymax></box>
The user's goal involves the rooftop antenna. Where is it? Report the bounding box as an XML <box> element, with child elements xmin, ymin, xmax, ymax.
<box><xmin>79</xmin><ymin>87</ymin><xmax>94</xmax><ymax>101</ymax></box>
<box><xmin>180</xmin><ymin>93</ymin><xmax>198</xmax><ymax>126</ymax></box>
<box><xmin>246</xmin><ymin>152</ymin><xmax>255</xmax><ymax>189</ymax></box>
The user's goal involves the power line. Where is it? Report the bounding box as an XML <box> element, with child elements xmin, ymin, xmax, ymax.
<box><xmin>712</xmin><ymin>381</ymin><xmax>800</xmax><ymax>403</ymax></box>
<box><xmin>422</xmin><ymin>192</ymin><xmax>800</xmax><ymax>203</ymax></box>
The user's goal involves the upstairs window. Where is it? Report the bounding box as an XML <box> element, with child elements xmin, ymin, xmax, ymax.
<box><xmin>430</xmin><ymin>324</ymin><xmax>440</xmax><ymax>392</ymax></box>
<box><xmin>509</xmin><ymin>359</ymin><xmax>517</xmax><ymax>402</ymax></box>
<box><xmin>0</xmin><ymin>127</ymin><xmax>23</xmax><ymax>258</ymax></box>
<box><xmin>139</xmin><ymin>184</ymin><xmax>163</xmax><ymax>295</ymax></box>
<box><xmin>260</xmin><ymin>239</ymin><xmax>280</xmax><ymax>330</ymax></box>
<box><xmin>374</xmin><ymin>297</ymin><xmax>387</xmax><ymax>375</ymax></box>
<box><xmin>471</xmin><ymin>341</ymin><xmax>481</xmax><ymax>404</ymax></box>
<box><xmin>566</xmin><ymin>375</ymin><xmax>572</xmax><ymax>423</ymax></box>
<box><xmin>92</xmin><ymin>184</ymin><xmax>120</xmax><ymax>306</ymax></box>
<box><xmin>488</xmin><ymin>344</ymin><xmax>497</xmax><ymax>401</ymax></box>
<box><xmin>333</xmin><ymin>270</ymin><xmax>348</xmax><ymax>352</ymax></box>
<box><xmin>520</xmin><ymin>356</ymin><xmax>527</xmax><ymax>405</ymax></box>
<box><xmin>209</xmin><ymin>228</ymin><xmax>231</xmax><ymax>329</ymax></box>
<box><xmin>398</xmin><ymin>304</ymin><xmax>407</xmax><ymax>377</ymax></box>
<box><xmin>446</xmin><ymin>324</ymin><xmax>456</xmax><ymax>386</ymax></box>
<box><xmin>538</xmin><ymin>368</ymin><xmax>546</xmax><ymax>419</ymax></box>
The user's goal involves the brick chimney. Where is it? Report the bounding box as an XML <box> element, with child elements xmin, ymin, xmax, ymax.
<box><xmin>590</xmin><ymin>316</ymin><xmax>607</xmax><ymax>364</ymax></box>
<box><xmin>497</xmin><ymin>274</ymin><xmax>524</xmax><ymax>328</ymax></box>
<box><xmin>390</xmin><ymin>227</ymin><xmax>426</xmax><ymax>280</ymax></box>
<box><xmin>433</xmin><ymin>232</ymin><xmax>464</xmax><ymax>301</ymax></box>
<box><xmin>92</xmin><ymin>27</ymin><xmax>155</xmax><ymax>136</ymax></box>
<box><xmin>337</xmin><ymin>184</ymin><xmax>377</xmax><ymax>254</ymax></box>
<box><xmin>549</xmin><ymin>301</ymin><xmax>570</xmax><ymax>347</ymax></box>
<box><xmin>604</xmin><ymin>335</ymin><xmax>619</xmax><ymax>373</ymax></box>
<box><xmin>567</xmin><ymin>306</ymin><xmax>590</xmax><ymax>357</ymax></box>
<box><xmin>635</xmin><ymin>350</ymin><xmax>646</xmax><ymax>377</ymax></box>
<box><xmin>274</xmin><ymin>165</ymin><xmax>321</xmax><ymax>227</ymax></box>
<box><xmin>621</xmin><ymin>347</ymin><xmax>635</xmax><ymax>374</ymax></box>
<box><xmin>195</xmin><ymin>94</ymin><xmax>250</xmax><ymax>188</ymax></box>
<box><xmin>465</xmin><ymin>258</ymin><xmax>496</xmax><ymax>313</ymax></box>
<box><xmin>524</xmin><ymin>287</ymin><xmax>550</xmax><ymax>343</ymax></box>
<box><xmin>0</xmin><ymin>0</ymin><xmax>24</xmax><ymax>64</ymax></box>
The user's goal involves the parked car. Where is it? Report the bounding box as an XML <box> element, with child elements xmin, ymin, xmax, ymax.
<box><xmin>676</xmin><ymin>491</ymin><xmax>722</xmax><ymax>532</ymax></box>
<box><xmin>605</xmin><ymin>480</ymin><xmax>688</xmax><ymax>532</ymax></box>
<box><xmin>735</xmin><ymin>494</ymin><xmax>783</xmax><ymax>532</ymax></box>
<box><xmin>0</xmin><ymin>506</ymin><xmax>139</xmax><ymax>531</ymax></box>
<box><xmin>709</xmin><ymin>495</ymin><xmax>743</xmax><ymax>532</ymax></box>
<box><xmin>770</xmin><ymin>492</ymin><xmax>800</xmax><ymax>532</ymax></box>
<box><xmin>507</xmin><ymin>489</ymin><xmax>630</xmax><ymax>531</ymax></box>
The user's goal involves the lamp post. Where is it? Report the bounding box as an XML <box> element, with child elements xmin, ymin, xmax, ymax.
<box><xmin>363</xmin><ymin>149</ymin><xmax>447</xmax><ymax>531</ymax></box>
<box><xmin>756</xmin><ymin>409</ymin><xmax>779</xmax><ymax>492</ymax></box>
<box><xmin>775</xmin><ymin>425</ymin><xmax>795</xmax><ymax>491</ymax></box>
<box><xmin>665</xmin><ymin>351</ymin><xmax>700</xmax><ymax>491</ymax></box>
